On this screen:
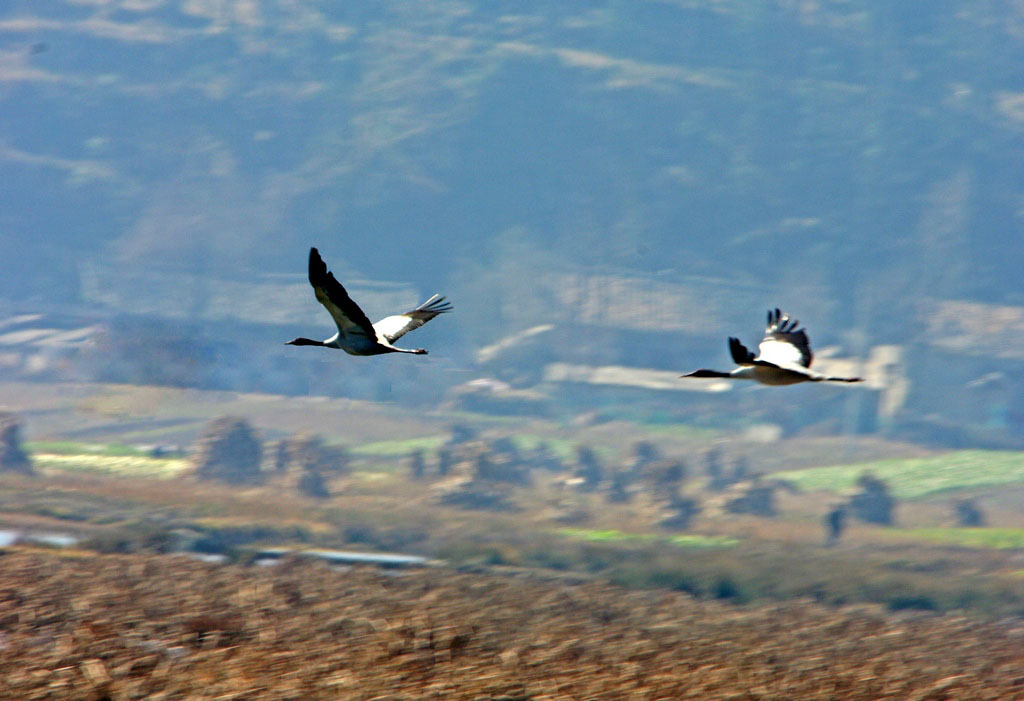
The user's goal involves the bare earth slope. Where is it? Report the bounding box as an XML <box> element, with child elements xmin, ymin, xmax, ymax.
<box><xmin>0</xmin><ymin>551</ymin><xmax>1021</xmax><ymax>699</ymax></box>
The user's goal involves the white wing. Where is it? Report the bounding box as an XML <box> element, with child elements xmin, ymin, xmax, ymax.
<box><xmin>373</xmin><ymin>294</ymin><xmax>452</xmax><ymax>343</ymax></box>
<box><xmin>757</xmin><ymin>338</ymin><xmax>808</xmax><ymax>368</ymax></box>
<box><xmin>756</xmin><ymin>308</ymin><xmax>813</xmax><ymax>369</ymax></box>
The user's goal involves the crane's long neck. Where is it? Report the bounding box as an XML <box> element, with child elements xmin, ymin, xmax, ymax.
<box><xmin>286</xmin><ymin>337</ymin><xmax>327</xmax><ymax>347</ymax></box>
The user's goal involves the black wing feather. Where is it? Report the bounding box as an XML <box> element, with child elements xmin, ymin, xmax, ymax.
<box><xmin>308</xmin><ymin>247</ymin><xmax>377</xmax><ymax>338</ymax></box>
<box><xmin>403</xmin><ymin>294</ymin><xmax>452</xmax><ymax>318</ymax></box>
<box><xmin>729</xmin><ymin>336</ymin><xmax>755</xmax><ymax>365</ymax></box>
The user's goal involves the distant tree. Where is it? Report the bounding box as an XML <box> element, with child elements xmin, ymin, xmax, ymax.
<box><xmin>437</xmin><ymin>482</ymin><xmax>518</xmax><ymax>512</ymax></box>
<box><xmin>646</xmin><ymin>459</ymin><xmax>688</xmax><ymax>490</ymax></box>
<box><xmin>658</xmin><ymin>496</ymin><xmax>700</xmax><ymax>531</ymax></box>
<box><xmin>724</xmin><ymin>480</ymin><xmax>777</xmax><ymax>518</ymax></box>
<box><xmin>191</xmin><ymin>416</ymin><xmax>262</xmax><ymax>485</ymax></box>
<box><xmin>707</xmin><ymin>450</ymin><xmax>746</xmax><ymax>492</ymax></box>
<box><xmin>631</xmin><ymin>441</ymin><xmax>660</xmax><ymax>468</ymax></box>
<box><xmin>488</xmin><ymin>436</ymin><xmax>520</xmax><ymax>459</ymax></box>
<box><xmin>848</xmin><ymin>472</ymin><xmax>895</xmax><ymax>525</ymax></box>
<box><xmin>954</xmin><ymin>499</ymin><xmax>985</xmax><ymax>527</ymax></box>
<box><xmin>731</xmin><ymin>456</ymin><xmax>750</xmax><ymax>483</ymax></box>
<box><xmin>273</xmin><ymin>434</ymin><xmax>348</xmax><ymax>475</ymax></box>
<box><xmin>408</xmin><ymin>450</ymin><xmax>426</xmax><ymax>479</ymax></box>
<box><xmin>0</xmin><ymin>412</ymin><xmax>33</xmax><ymax>475</ymax></box>
<box><xmin>470</xmin><ymin>443</ymin><xmax>530</xmax><ymax>486</ymax></box>
<box><xmin>574</xmin><ymin>446</ymin><xmax>604</xmax><ymax>491</ymax></box>
<box><xmin>823</xmin><ymin>505</ymin><xmax>847</xmax><ymax>547</ymax></box>
<box><xmin>437</xmin><ymin>446</ymin><xmax>454</xmax><ymax>477</ymax></box>
<box><xmin>530</xmin><ymin>441</ymin><xmax>564</xmax><ymax>472</ymax></box>
<box><xmin>606</xmin><ymin>470</ymin><xmax>632</xmax><ymax>503</ymax></box>
<box><xmin>706</xmin><ymin>448</ymin><xmax>728</xmax><ymax>491</ymax></box>
<box><xmin>449</xmin><ymin>424</ymin><xmax>476</xmax><ymax>445</ymax></box>
<box><xmin>297</xmin><ymin>470</ymin><xmax>330</xmax><ymax>499</ymax></box>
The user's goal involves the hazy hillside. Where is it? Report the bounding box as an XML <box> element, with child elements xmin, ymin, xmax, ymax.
<box><xmin>1</xmin><ymin>0</ymin><xmax>1022</xmax><ymax>425</ymax></box>
<box><xmin>3</xmin><ymin>2</ymin><xmax>1021</xmax><ymax>302</ymax></box>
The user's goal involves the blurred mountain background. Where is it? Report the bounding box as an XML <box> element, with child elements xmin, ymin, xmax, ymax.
<box><xmin>1</xmin><ymin>1</ymin><xmax>1022</xmax><ymax>443</ymax></box>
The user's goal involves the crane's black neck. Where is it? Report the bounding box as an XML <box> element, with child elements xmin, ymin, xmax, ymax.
<box><xmin>682</xmin><ymin>369</ymin><xmax>731</xmax><ymax>378</ymax></box>
<box><xmin>286</xmin><ymin>337</ymin><xmax>326</xmax><ymax>347</ymax></box>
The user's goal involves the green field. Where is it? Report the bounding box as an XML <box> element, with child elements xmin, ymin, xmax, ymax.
<box><xmin>895</xmin><ymin>528</ymin><xmax>1024</xmax><ymax>550</ymax></box>
<box><xmin>773</xmin><ymin>450</ymin><xmax>1024</xmax><ymax>499</ymax></box>
<box><xmin>350</xmin><ymin>435</ymin><xmax>450</xmax><ymax>457</ymax></box>
<box><xmin>30</xmin><ymin>452</ymin><xmax>188</xmax><ymax>479</ymax></box>
<box><xmin>25</xmin><ymin>441</ymin><xmax>152</xmax><ymax>457</ymax></box>
<box><xmin>559</xmin><ymin>528</ymin><xmax>738</xmax><ymax>550</ymax></box>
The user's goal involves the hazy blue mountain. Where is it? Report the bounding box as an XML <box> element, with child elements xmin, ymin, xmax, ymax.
<box><xmin>2</xmin><ymin>1</ymin><xmax>1022</xmax><ymax>341</ymax></box>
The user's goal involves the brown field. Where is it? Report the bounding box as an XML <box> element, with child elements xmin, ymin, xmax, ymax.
<box><xmin>2</xmin><ymin>549</ymin><xmax>1023</xmax><ymax>700</ymax></box>
<box><xmin>3</xmin><ymin>380</ymin><xmax>1024</xmax><ymax>698</ymax></box>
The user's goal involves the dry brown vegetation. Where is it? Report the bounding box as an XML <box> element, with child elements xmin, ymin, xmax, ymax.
<box><xmin>4</xmin><ymin>380</ymin><xmax>1024</xmax><ymax>697</ymax></box>
<box><xmin>2</xmin><ymin>549</ymin><xmax>1024</xmax><ymax>700</ymax></box>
